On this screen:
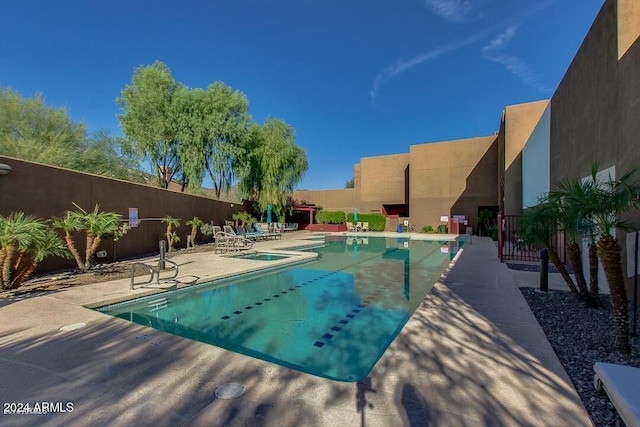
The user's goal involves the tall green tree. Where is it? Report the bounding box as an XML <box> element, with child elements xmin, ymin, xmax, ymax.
<box><xmin>117</xmin><ymin>61</ymin><xmax>183</xmax><ymax>188</ymax></box>
<box><xmin>173</xmin><ymin>82</ymin><xmax>250</xmax><ymax>197</ymax></box>
<box><xmin>238</xmin><ymin>119</ymin><xmax>308</xmax><ymax>219</ymax></box>
<box><xmin>0</xmin><ymin>88</ymin><xmax>136</xmax><ymax>179</ymax></box>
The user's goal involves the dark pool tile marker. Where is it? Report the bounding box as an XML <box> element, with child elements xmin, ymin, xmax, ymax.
<box><xmin>274</xmin><ymin>295</ymin><xmax>280</xmax><ymax>298</ymax></box>
<box><xmin>245</xmin><ymin>306</ymin><xmax>253</xmax><ymax>310</ymax></box>
<box><xmin>264</xmin><ymin>298</ymin><xmax>272</xmax><ymax>301</ymax></box>
<box><xmin>234</xmin><ymin>310</ymin><xmax>242</xmax><ymax>315</ymax></box>
<box><xmin>281</xmin><ymin>291</ymin><xmax>288</xmax><ymax>294</ymax></box>
<box><xmin>255</xmin><ymin>302</ymin><xmax>263</xmax><ymax>305</ymax></box>
<box><xmin>339</xmin><ymin>320</ymin><xmax>349</xmax><ymax>325</ymax></box>
<box><xmin>352</xmin><ymin>309</ymin><xmax>361</xmax><ymax>313</ymax></box>
<box><xmin>358</xmin><ymin>304</ymin><xmax>365</xmax><ymax>308</ymax></box>
<box><xmin>323</xmin><ymin>333</ymin><xmax>334</xmax><ymax>339</ymax></box>
<box><xmin>221</xmin><ymin>315</ymin><xmax>231</xmax><ymax>320</ymax></box>
<box><xmin>295</xmin><ymin>285</ymin><xmax>302</xmax><ymax>288</ymax></box>
<box><xmin>331</xmin><ymin>326</ymin><xmax>342</xmax><ymax>332</ymax></box>
<box><xmin>346</xmin><ymin>314</ymin><xmax>355</xmax><ymax>319</ymax></box>
<box><xmin>313</xmin><ymin>341</ymin><xmax>326</xmax><ymax>348</ymax></box>
<box><xmin>289</xmin><ymin>288</ymin><xmax>295</xmax><ymax>291</ymax></box>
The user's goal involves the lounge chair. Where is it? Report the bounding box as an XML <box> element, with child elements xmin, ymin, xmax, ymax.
<box><xmin>214</xmin><ymin>231</ymin><xmax>253</xmax><ymax>253</ymax></box>
<box><xmin>361</xmin><ymin>222</ymin><xmax>369</xmax><ymax>232</ymax></box>
<box><xmin>594</xmin><ymin>362</ymin><xmax>640</xmax><ymax>427</ymax></box>
<box><xmin>235</xmin><ymin>225</ymin><xmax>260</xmax><ymax>240</ymax></box>
<box><xmin>283</xmin><ymin>223</ymin><xmax>298</xmax><ymax>232</ymax></box>
<box><xmin>356</xmin><ymin>222</ymin><xmax>363</xmax><ymax>232</ymax></box>
<box><xmin>253</xmin><ymin>223</ymin><xmax>280</xmax><ymax>239</ymax></box>
<box><xmin>346</xmin><ymin>222</ymin><xmax>356</xmax><ymax>232</ymax></box>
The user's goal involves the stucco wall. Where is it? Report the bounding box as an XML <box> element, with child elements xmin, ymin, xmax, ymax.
<box><xmin>409</xmin><ymin>136</ymin><xmax>498</xmax><ymax>232</ymax></box>
<box><xmin>291</xmin><ymin>188</ymin><xmax>358</xmax><ymax>213</ymax></box>
<box><xmin>522</xmin><ymin>103</ymin><xmax>551</xmax><ymax>209</ymax></box>
<box><xmin>502</xmin><ymin>100</ymin><xmax>549</xmax><ymax>215</ymax></box>
<box><xmin>359</xmin><ymin>153</ymin><xmax>409</xmax><ymax>210</ymax></box>
<box><xmin>0</xmin><ymin>156</ymin><xmax>251</xmax><ymax>272</ymax></box>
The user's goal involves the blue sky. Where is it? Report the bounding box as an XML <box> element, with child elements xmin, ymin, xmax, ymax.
<box><xmin>1</xmin><ymin>0</ymin><xmax>604</xmax><ymax>190</ymax></box>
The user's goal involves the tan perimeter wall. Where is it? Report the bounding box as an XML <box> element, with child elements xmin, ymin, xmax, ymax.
<box><xmin>502</xmin><ymin>99</ymin><xmax>549</xmax><ymax>216</ymax></box>
<box><xmin>359</xmin><ymin>153</ymin><xmax>409</xmax><ymax>213</ymax></box>
<box><xmin>0</xmin><ymin>156</ymin><xmax>252</xmax><ymax>273</ymax></box>
<box><xmin>292</xmin><ymin>188</ymin><xmax>358</xmax><ymax>213</ymax></box>
<box><xmin>549</xmin><ymin>0</ymin><xmax>640</xmax><ymax>297</ymax></box>
<box><xmin>409</xmin><ymin>136</ymin><xmax>498</xmax><ymax>233</ymax></box>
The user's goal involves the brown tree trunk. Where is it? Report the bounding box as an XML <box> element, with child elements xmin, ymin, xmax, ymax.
<box><xmin>10</xmin><ymin>258</ymin><xmax>37</xmax><ymax>290</ymax></box>
<box><xmin>548</xmin><ymin>248</ymin><xmax>580</xmax><ymax>297</ymax></box>
<box><xmin>190</xmin><ymin>228</ymin><xmax>197</xmax><ymax>247</ymax></box>
<box><xmin>588</xmin><ymin>242</ymin><xmax>600</xmax><ymax>301</ymax></box>
<box><xmin>598</xmin><ymin>233</ymin><xmax>630</xmax><ymax>353</ymax></box>
<box><xmin>88</xmin><ymin>236</ymin><xmax>102</xmax><ymax>268</ymax></box>
<box><xmin>567</xmin><ymin>241</ymin><xmax>596</xmax><ymax>305</ymax></box>
<box><xmin>1</xmin><ymin>244</ymin><xmax>16</xmax><ymax>289</ymax></box>
<box><xmin>63</xmin><ymin>231</ymin><xmax>85</xmax><ymax>271</ymax></box>
<box><xmin>84</xmin><ymin>233</ymin><xmax>95</xmax><ymax>272</ymax></box>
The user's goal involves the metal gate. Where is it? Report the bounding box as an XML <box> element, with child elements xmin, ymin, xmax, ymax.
<box><xmin>498</xmin><ymin>213</ymin><xmax>565</xmax><ymax>263</ymax></box>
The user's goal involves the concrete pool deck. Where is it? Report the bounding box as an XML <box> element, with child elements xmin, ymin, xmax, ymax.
<box><xmin>0</xmin><ymin>234</ymin><xmax>592</xmax><ymax>426</ymax></box>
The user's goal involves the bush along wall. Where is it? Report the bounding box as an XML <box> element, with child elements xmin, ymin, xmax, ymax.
<box><xmin>315</xmin><ymin>210</ymin><xmax>346</xmax><ymax>224</ymax></box>
<box><xmin>346</xmin><ymin>213</ymin><xmax>386</xmax><ymax>231</ymax></box>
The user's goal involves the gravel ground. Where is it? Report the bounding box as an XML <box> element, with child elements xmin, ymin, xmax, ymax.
<box><xmin>521</xmin><ymin>288</ymin><xmax>640</xmax><ymax>427</ymax></box>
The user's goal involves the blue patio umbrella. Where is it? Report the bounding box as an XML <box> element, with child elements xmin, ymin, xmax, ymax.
<box><xmin>266</xmin><ymin>204</ymin><xmax>272</xmax><ymax>224</ymax></box>
<box><xmin>353</xmin><ymin>208</ymin><xmax>358</xmax><ymax>223</ymax></box>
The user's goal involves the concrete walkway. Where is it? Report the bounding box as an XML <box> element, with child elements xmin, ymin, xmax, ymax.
<box><xmin>0</xmin><ymin>234</ymin><xmax>591</xmax><ymax>426</ymax></box>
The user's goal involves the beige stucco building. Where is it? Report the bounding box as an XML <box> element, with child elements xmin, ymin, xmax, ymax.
<box><xmin>294</xmin><ymin>0</ymin><xmax>640</xmax><ymax>238</ymax></box>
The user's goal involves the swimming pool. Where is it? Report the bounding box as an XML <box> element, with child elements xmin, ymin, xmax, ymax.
<box><xmin>97</xmin><ymin>236</ymin><xmax>460</xmax><ymax>382</ymax></box>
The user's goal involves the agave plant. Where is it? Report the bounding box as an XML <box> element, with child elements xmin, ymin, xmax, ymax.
<box><xmin>0</xmin><ymin>212</ymin><xmax>69</xmax><ymax>290</ymax></box>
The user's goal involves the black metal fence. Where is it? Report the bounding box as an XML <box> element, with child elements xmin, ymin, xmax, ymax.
<box><xmin>498</xmin><ymin>213</ymin><xmax>565</xmax><ymax>263</ymax></box>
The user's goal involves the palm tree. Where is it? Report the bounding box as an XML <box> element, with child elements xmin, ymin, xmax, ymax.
<box><xmin>549</xmin><ymin>178</ymin><xmax>600</xmax><ymax>306</ymax></box>
<box><xmin>186</xmin><ymin>217</ymin><xmax>203</xmax><ymax>247</ymax></box>
<box><xmin>162</xmin><ymin>216</ymin><xmax>181</xmax><ymax>251</ymax></box>
<box><xmin>0</xmin><ymin>213</ymin><xmax>68</xmax><ymax>290</ymax></box>
<box><xmin>589</xmin><ymin>166</ymin><xmax>640</xmax><ymax>353</ymax></box>
<box><xmin>54</xmin><ymin>204</ymin><xmax>123</xmax><ymax>272</ymax></box>
<box><xmin>518</xmin><ymin>201</ymin><xmax>581</xmax><ymax>297</ymax></box>
<box><xmin>52</xmin><ymin>212</ymin><xmax>86</xmax><ymax>271</ymax></box>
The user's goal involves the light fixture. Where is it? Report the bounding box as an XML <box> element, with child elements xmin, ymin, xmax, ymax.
<box><xmin>0</xmin><ymin>163</ymin><xmax>12</xmax><ymax>176</ymax></box>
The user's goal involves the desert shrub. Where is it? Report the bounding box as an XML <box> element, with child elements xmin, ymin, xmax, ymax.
<box><xmin>436</xmin><ymin>224</ymin><xmax>448</xmax><ymax>234</ymax></box>
<box><xmin>421</xmin><ymin>225</ymin><xmax>435</xmax><ymax>233</ymax></box>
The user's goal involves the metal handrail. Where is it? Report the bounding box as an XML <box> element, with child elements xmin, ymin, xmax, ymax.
<box><xmin>131</xmin><ymin>262</ymin><xmax>155</xmax><ymax>290</ymax></box>
<box><xmin>156</xmin><ymin>259</ymin><xmax>179</xmax><ymax>285</ymax></box>
<box><xmin>130</xmin><ymin>259</ymin><xmax>180</xmax><ymax>290</ymax></box>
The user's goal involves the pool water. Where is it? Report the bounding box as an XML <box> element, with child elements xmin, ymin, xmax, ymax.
<box><xmin>235</xmin><ymin>253</ymin><xmax>290</xmax><ymax>261</ymax></box>
<box><xmin>98</xmin><ymin>236</ymin><xmax>460</xmax><ymax>381</ymax></box>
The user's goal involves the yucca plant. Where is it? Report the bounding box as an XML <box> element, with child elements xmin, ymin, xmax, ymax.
<box><xmin>162</xmin><ymin>216</ymin><xmax>181</xmax><ymax>251</ymax></box>
<box><xmin>0</xmin><ymin>212</ymin><xmax>69</xmax><ymax>290</ymax></box>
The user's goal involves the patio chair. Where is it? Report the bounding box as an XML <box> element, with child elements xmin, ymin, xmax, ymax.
<box><xmin>236</xmin><ymin>225</ymin><xmax>260</xmax><ymax>240</ymax></box>
<box><xmin>361</xmin><ymin>222</ymin><xmax>369</xmax><ymax>232</ymax></box>
<box><xmin>215</xmin><ymin>231</ymin><xmax>253</xmax><ymax>253</ymax></box>
<box><xmin>253</xmin><ymin>223</ymin><xmax>280</xmax><ymax>239</ymax></box>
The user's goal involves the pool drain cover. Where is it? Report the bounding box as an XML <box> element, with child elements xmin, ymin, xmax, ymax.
<box><xmin>58</xmin><ymin>323</ymin><xmax>87</xmax><ymax>331</ymax></box>
<box><xmin>215</xmin><ymin>383</ymin><xmax>246</xmax><ymax>399</ymax></box>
